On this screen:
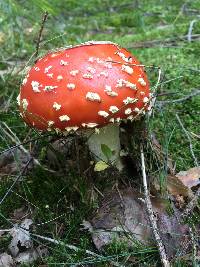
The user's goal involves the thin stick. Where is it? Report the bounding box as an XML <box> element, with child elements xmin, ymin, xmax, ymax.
<box><xmin>189</xmin><ymin>227</ymin><xmax>197</xmax><ymax>263</ymax></box>
<box><xmin>176</xmin><ymin>114</ymin><xmax>198</xmax><ymax>167</ymax></box>
<box><xmin>31</xmin><ymin>233</ymin><xmax>124</xmax><ymax>267</ymax></box>
<box><xmin>35</xmin><ymin>11</ymin><xmax>48</xmax><ymax>59</ymax></box>
<box><xmin>140</xmin><ymin>145</ymin><xmax>170</xmax><ymax>267</ymax></box>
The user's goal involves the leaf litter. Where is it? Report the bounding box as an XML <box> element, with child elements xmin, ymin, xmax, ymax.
<box><xmin>0</xmin><ymin>218</ymin><xmax>48</xmax><ymax>266</ymax></box>
<box><xmin>84</xmin><ymin>188</ymin><xmax>190</xmax><ymax>259</ymax></box>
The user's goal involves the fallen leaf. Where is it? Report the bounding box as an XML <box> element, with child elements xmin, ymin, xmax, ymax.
<box><xmin>89</xmin><ymin>188</ymin><xmax>189</xmax><ymax>258</ymax></box>
<box><xmin>152</xmin><ymin>173</ymin><xmax>194</xmax><ymax>199</ymax></box>
<box><xmin>9</xmin><ymin>219</ymin><xmax>33</xmax><ymax>257</ymax></box>
<box><xmin>15</xmin><ymin>246</ymin><xmax>48</xmax><ymax>265</ymax></box>
<box><xmin>0</xmin><ymin>253</ymin><xmax>14</xmax><ymax>267</ymax></box>
<box><xmin>166</xmin><ymin>175</ymin><xmax>193</xmax><ymax>198</ymax></box>
<box><xmin>162</xmin><ymin>167</ymin><xmax>200</xmax><ymax>199</ymax></box>
<box><xmin>81</xmin><ymin>220</ymin><xmax>93</xmax><ymax>232</ymax></box>
<box><xmin>15</xmin><ymin>249</ymin><xmax>38</xmax><ymax>264</ymax></box>
<box><xmin>176</xmin><ymin>167</ymin><xmax>200</xmax><ymax>188</ymax></box>
<box><xmin>1</xmin><ymin>220</ymin><xmax>48</xmax><ymax>266</ymax></box>
<box><xmin>94</xmin><ymin>161</ymin><xmax>109</xmax><ymax>172</ymax></box>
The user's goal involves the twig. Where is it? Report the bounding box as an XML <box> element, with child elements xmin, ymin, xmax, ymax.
<box><xmin>187</xmin><ymin>20</ymin><xmax>197</xmax><ymax>42</ymax></box>
<box><xmin>176</xmin><ymin>114</ymin><xmax>198</xmax><ymax>167</ymax></box>
<box><xmin>31</xmin><ymin>233</ymin><xmax>124</xmax><ymax>267</ymax></box>
<box><xmin>189</xmin><ymin>227</ymin><xmax>197</xmax><ymax>263</ymax></box>
<box><xmin>157</xmin><ymin>89</ymin><xmax>200</xmax><ymax>106</ymax></box>
<box><xmin>0</xmin><ymin>158</ymin><xmax>33</xmax><ymax>205</ymax></box>
<box><xmin>140</xmin><ymin>145</ymin><xmax>170</xmax><ymax>267</ymax></box>
<box><xmin>35</xmin><ymin>11</ymin><xmax>48</xmax><ymax>59</ymax></box>
<box><xmin>0</xmin><ymin>229</ymin><xmax>12</xmax><ymax>232</ymax></box>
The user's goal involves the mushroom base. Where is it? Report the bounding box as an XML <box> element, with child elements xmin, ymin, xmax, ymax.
<box><xmin>85</xmin><ymin>124</ymin><xmax>123</xmax><ymax>171</ymax></box>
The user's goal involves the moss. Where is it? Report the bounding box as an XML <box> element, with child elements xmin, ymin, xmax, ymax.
<box><xmin>0</xmin><ymin>0</ymin><xmax>199</xmax><ymax>265</ymax></box>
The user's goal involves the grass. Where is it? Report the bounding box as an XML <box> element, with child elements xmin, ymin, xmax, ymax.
<box><xmin>0</xmin><ymin>0</ymin><xmax>200</xmax><ymax>266</ymax></box>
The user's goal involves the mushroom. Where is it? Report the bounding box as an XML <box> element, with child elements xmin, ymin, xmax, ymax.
<box><xmin>18</xmin><ymin>41</ymin><xmax>150</xmax><ymax>170</ymax></box>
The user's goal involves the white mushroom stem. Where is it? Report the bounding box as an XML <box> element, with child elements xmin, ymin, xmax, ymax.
<box><xmin>85</xmin><ymin>124</ymin><xmax>123</xmax><ymax>171</ymax></box>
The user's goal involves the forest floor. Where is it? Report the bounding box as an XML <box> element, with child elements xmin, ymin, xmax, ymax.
<box><xmin>0</xmin><ymin>0</ymin><xmax>200</xmax><ymax>266</ymax></box>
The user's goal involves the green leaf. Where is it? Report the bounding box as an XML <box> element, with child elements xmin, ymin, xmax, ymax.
<box><xmin>94</xmin><ymin>161</ymin><xmax>109</xmax><ymax>172</ymax></box>
<box><xmin>101</xmin><ymin>144</ymin><xmax>112</xmax><ymax>160</ymax></box>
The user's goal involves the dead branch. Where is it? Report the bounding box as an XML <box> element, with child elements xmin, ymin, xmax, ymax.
<box><xmin>189</xmin><ymin>227</ymin><xmax>198</xmax><ymax>263</ymax></box>
<box><xmin>140</xmin><ymin>144</ymin><xmax>170</xmax><ymax>267</ymax></box>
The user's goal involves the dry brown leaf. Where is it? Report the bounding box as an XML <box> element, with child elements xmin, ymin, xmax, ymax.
<box><xmin>89</xmin><ymin>188</ymin><xmax>189</xmax><ymax>258</ymax></box>
<box><xmin>164</xmin><ymin>167</ymin><xmax>200</xmax><ymax>199</ymax></box>
<box><xmin>176</xmin><ymin>167</ymin><xmax>200</xmax><ymax>188</ymax></box>
<box><xmin>166</xmin><ymin>175</ymin><xmax>194</xmax><ymax>198</ymax></box>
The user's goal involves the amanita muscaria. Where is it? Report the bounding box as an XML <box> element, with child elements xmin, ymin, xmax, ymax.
<box><xmin>18</xmin><ymin>41</ymin><xmax>150</xmax><ymax>170</ymax></box>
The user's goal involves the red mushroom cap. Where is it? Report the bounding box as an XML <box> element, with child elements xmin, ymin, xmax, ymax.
<box><xmin>18</xmin><ymin>41</ymin><xmax>150</xmax><ymax>133</ymax></box>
